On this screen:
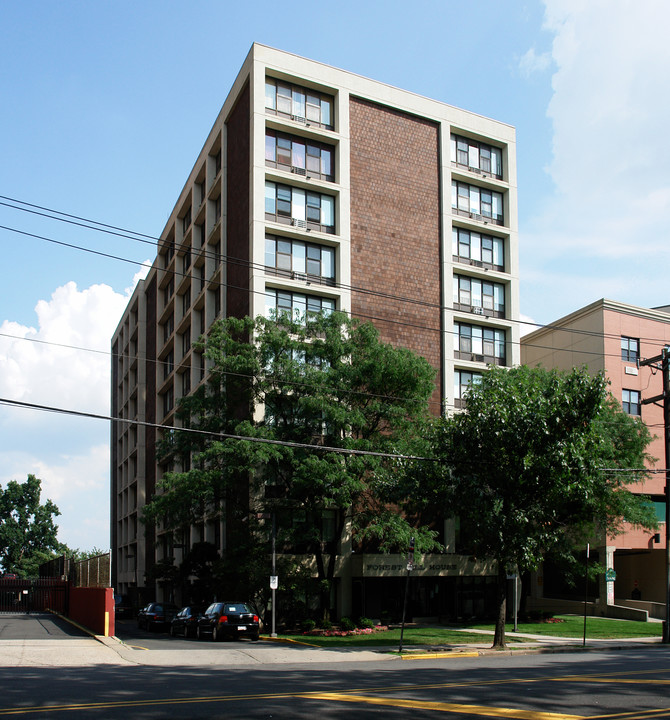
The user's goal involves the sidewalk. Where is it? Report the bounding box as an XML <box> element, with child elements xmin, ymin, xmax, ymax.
<box><xmin>0</xmin><ymin>628</ymin><xmax>663</xmax><ymax>668</ymax></box>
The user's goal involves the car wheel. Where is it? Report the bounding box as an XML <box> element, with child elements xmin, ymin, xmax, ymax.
<box><xmin>183</xmin><ymin>626</ymin><xmax>189</xmax><ymax>638</ymax></box>
<box><xmin>251</xmin><ymin>632</ymin><xmax>260</xmax><ymax>641</ymax></box>
<box><xmin>196</xmin><ymin>626</ymin><xmax>203</xmax><ymax>640</ymax></box>
<box><xmin>212</xmin><ymin>626</ymin><xmax>220</xmax><ymax>642</ymax></box>
<box><xmin>170</xmin><ymin>625</ymin><xmax>176</xmax><ymax>637</ymax></box>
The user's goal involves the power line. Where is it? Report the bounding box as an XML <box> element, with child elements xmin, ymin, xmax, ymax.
<box><xmin>0</xmin><ymin>396</ymin><xmax>435</xmax><ymax>462</ymax></box>
<box><xmin>3</xmin><ymin>216</ymin><xmax>669</xmax><ymax>369</ymax></box>
<box><xmin>0</xmin><ymin>395</ymin><xmax>663</xmax><ymax>477</ymax></box>
<box><xmin>4</xmin><ymin>194</ymin><xmax>670</xmax><ymax>353</ymax></box>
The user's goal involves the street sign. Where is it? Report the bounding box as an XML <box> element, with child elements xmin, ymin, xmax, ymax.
<box><xmin>270</xmin><ymin>575</ymin><xmax>278</xmax><ymax>590</ymax></box>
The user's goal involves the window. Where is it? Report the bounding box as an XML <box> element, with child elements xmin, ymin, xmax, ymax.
<box><xmin>182</xmin><ymin>327</ymin><xmax>191</xmax><ymax>355</ymax></box>
<box><xmin>265</xmin><ymin>181</ymin><xmax>335</xmax><ymax>233</ymax></box>
<box><xmin>181</xmin><ymin>369</ymin><xmax>191</xmax><ymax>396</ymax></box>
<box><xmin>181</xmin><ymin>207</ymin><xmax>191</xmax><ymax>234</ymax></box>
<box><xmin>452</xmin><ymin>228</ymin><xmax>504</xmax><ymax>270</ymax></box>
<box><xmin>265</xmin><ymin>79</ymin><xmax>333</xmax><ymax>130</ymax></box>
<box><xmin>265</xmin><ymin>235</ymin><xmax>335</xmax><ymax>285</ymax></box>
<box><xmin>452</xmin><ymin>181</ymin><xmax>503</xmax><ymax>225</ymax></box>
<box><xmin>454</xmin><ymin>370</ymin><xmax>482</xmax><ymax>407</ymax></box>
<box><xmin>182</xmin><ymin>287</ymin><xmax>191</xmax><ymax>315</ymax></box>
<box><xmin>163</xmin><ymin>241</ymin><xmax>175</xmax><ymax>266</ymax></box>
<box><xmin>163</xmin><ymin>315</ymin><xmax>174</xmax><ymax>344</ymax></box>
<box><xmin>450</xmin><ymin>134</ymin><xmax>502</xmax><ymax>178</ymax></box>
<box><xmin>621</xmin><ymin>337</ymin><xmax>639</xmax><ymax>363</ymax></box>
<box><xmin>182</xmin><ymin>249</ymin><xmax>191</xmax><ymax>273</ymax></box>
<box><xmin>164</xmin><ymin>351</ymin><xmax>174</xmax><ymax>380</ymax></box>
<box><xmin>453</xmin><ymin>275</ymin><xmax>505</xmax><ymax>317</ymax></box>
<box><xmin>265</xmin><ymin>289</ymin><xmax>335</xmax><ymax>324</ymax></box>
<box><xmin>454</xmin><ymin>323</ymin><xmax>506</xmax><ymax>365</ymax></box>
<box><xmin>265</xmin><ymin>130</ymin><xmax>335</xmax><ymax>181</ymax></box>
<box><xmin>163</xmin><ymin>387</ymin><xmax>174</xmax><ymax>416</ymax></box>
<box><xmin>622</xmin><ymin>389</ymin><xmax>641</xmax><ymax>416</ymax></box>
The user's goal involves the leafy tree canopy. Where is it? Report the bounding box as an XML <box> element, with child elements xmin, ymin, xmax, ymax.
<box><xmin>143</xmin><ymin>312</ymin><xmax>439</xmax><ymax>612</ymax></box>
<box><xmin>414</xmin><ymin>365</ymin><xmax>657</xmax><ymax>647</ymax></box>
<box><xmin>0</xmin><ymin>474</ymin><xmax>64</xmax><ymax>577</ymax></box>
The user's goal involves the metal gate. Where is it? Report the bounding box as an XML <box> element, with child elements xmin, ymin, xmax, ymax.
<box><xmin>0</xmin><ymin>578</ymin><xmax>69</xmax><ymax>614</ymax></box>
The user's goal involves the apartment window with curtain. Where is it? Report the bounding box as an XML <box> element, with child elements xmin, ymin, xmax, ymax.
<box><xmin>450</xmin><ymin>134</ymin><xmax>503</xmax><ymax>178</ymax></box>
<box><xmin>622</xmin><ymin>389</ymin><xmax>641</xmax><ymax>416</ymax></box>
<box><xmin>453</xmin><ymin>275</ymin><xmax>505</xmax><ymax>318</ymax></box>
<box><xmin>265</xmin><ymin>289</ymin><xmax>335</xmax><ymax>324</ymax></box>
<box><xmin>452</xmin><ymin>227</ymin><xmax>504</xmax><ymax>271</ymax></box>
<box><xmin>265</xmin><ymin>79</ymin><xmax>334</xmax><ymax>130</ymax></box>
<box><xmin>265</xmin><ymin>181</ymin><xmax>335</xmax><ymax>234</ymax></box>
<box><xmin>265</xmin><ymin>234</ymin><xmax>335</xmax><ymax>285</ymax></box>
<box><xmin>454</xmin><ymin>323</ymin><xmax>506</xmax><ymax>365</ymax></box>
<box><xmin>621</xmin><ymin>337</ymin><xmax>639</xmax><ymax>363</ymax></box>
<box><xmin>452</xmin><ymin>181</ymin><xmax>504</xmax><ymax>225</ymax></box>
<box><xmin>265</xmin><ymin>129</ymin><xmax>334</xmax><ymax>182</ymax></box>
<box><xmin>454</xmin><ymin>370</ymin><xmax>482</xmax><ymax>408</ymax></box>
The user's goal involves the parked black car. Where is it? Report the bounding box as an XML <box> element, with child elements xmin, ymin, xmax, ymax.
<box><xmin>196</xmin><ymin>602</ymin><xmax>261</xmax><ymax>641</ymax></box>
<box><xmin>137</xmin><ymin>602</ymin><xmax>178</xmax><ymax>631</ymax></box>
<box><xmin>170</xmin><ymin>604</ymin><xmax>206</xmax><ymax>638</ymax></box>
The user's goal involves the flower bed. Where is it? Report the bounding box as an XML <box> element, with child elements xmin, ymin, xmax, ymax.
<box><xmin>300</xmin><ymin>624</ymin><xmax>389</xmax><ymax>638</ymax></box>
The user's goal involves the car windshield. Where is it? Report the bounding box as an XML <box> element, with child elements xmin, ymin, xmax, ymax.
<box><xmin>224</xmin><ymin>604</ymin><xmax>250</xmax><ymax>613</ymax></box>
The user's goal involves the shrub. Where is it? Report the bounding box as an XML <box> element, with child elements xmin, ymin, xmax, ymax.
<box><xmin>319</xmin><ymin>619</ymin><xmax>333</xmax><ymax>631</ymax></box>
<box><xmin>300</xmin><ymin>619</ymin><xmax>316</xmax><ymax>632</ymax></box>
<box><xmin>339</xmin><ymin>617</ymin><xmax>356</xmax><ymax>632</ymax></box>
<box><xmin>358</xmin><ymin>617</ymin><xmax>375</xmax><ymax>629</ymax></box>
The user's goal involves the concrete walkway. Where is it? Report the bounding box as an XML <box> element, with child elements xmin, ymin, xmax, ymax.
<box><xmin>0</xmin><ymin>614</ymin><xmax>663</xmax><ymax>668</ymax></box>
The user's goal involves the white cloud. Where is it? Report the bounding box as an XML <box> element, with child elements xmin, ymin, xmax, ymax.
<box><xmin>0</xmin><ymin>443</ymin><xmax>110</xmax><ymax>551</ymax></box>
<box><xmin>522</xmin><ymin>0</ymin><xmax>670</xmax><ymax>321</ymax></box>
<box><xmin>0</xmin><ymin>265</ymin><xmax>150</xmax><ymax>551</ymax></box>
<box><xmin>0</xmin><ymin>263</ymin><xmax>151</xmax><ymax>418</ymax></box>
<box><xmin>519</xmin><ymin>47</ymin><xmax>552</xmax><ymax>77</ymax></box>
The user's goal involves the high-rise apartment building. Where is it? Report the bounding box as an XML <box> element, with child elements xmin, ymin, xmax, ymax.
<box><xmin>111</xmin><ymin>44</ymin><xmax>519</xmax><ymax>619</ymax></box>
<box><xmin>521</xmin><ymin>299</ymin><xmax>670</xmax><ymax>618</ymax></box>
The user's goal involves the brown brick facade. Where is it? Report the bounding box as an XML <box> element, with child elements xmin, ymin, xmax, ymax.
<box><xmin>349</xmin><ymin>97</ymin><xmax>442</xmax><ymax>407</ymax></box>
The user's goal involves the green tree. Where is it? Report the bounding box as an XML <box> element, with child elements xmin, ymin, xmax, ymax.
<box><xmin>0</xmin><ymin>474</ymin><xmax>64</xmax><ymax>577</ymax></box>
<box><xmin>143</xmin><ymin>312</ymin><xmax>439</xmax><ymax>616</ymax></box>
<box><xmin>417</xmin><ymin>365</ymin><xmax>657</xmax><ymax>648</ymax></box>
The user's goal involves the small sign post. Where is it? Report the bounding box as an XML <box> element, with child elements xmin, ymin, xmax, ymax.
<box><xmin>398</xmin><ymin>537</ymin><xmax>415</xmax><ymax>654</ymax></box>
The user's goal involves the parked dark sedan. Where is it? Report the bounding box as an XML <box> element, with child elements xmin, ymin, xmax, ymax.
<box><xmin>196</xmin><ymin>601</ymin><xmax>260</xmax><ymax>641</ymax></box>
<box><xmin>137</xmin><ymin>602</ymin><xmax>178</xmax><ymax>631</ymax></box>
<box><xmin>170</xmin><ymin>604</ymin><xmax>206</xmax><ymax>638</ymax></box>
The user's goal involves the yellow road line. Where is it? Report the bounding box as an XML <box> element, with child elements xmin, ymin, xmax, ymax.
<box><xmin>401</xmin><ymin>651</ymin><xmax>480</xmax><ymax>660</ymax></box>
<box><xmin>303</xmin><ymin>692</ymin><xmax>585</xmax><ymax>719</ymax></box>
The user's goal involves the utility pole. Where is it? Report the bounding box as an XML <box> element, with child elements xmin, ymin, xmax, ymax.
<box><xmin>639</xmin><ymin>346</ymin><xmax>670</xmax><ymax>644</ymax></box>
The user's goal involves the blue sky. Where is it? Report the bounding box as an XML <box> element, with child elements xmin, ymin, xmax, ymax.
<box><xmin>1</xmin><ymin>0</ymin><xmax>668</xmax><ymax>551</ymax></box>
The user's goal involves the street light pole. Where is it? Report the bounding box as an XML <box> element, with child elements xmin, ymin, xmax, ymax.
<box><xmin>398</xmin><ymin>537</ymin><xmax>415</xmax><ymax>655</ymax></box>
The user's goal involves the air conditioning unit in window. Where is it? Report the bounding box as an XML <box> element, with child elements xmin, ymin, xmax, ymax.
<box><xmin>473</xmin><ymin>307</ymin><xmax>484</xmax><ymax>315</ymax></box>
<box><xmin>291</xmin><ymin>218</ymin><xmax>307</xmax><ymax>229</ymax></box>
<box><xmin>292</xmin><ymin>166</ymin><xmax>307</xmax><ymax>176</ymax></box>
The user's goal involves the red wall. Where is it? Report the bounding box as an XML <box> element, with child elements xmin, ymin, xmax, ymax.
<box><xmin>69</xmin><ymin>587</ymin><xmax>115</xmax><ymax>637</ymax></box>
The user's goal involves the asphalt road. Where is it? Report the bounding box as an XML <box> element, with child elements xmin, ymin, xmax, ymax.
<box><xmin>1</xmin><ymin>615</ymin><xmax>670</xmax><ymax>718</ymax></box>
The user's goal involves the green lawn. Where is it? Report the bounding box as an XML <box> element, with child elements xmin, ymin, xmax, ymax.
<box><xmin>470</xmin><ymin>615</ymin><xmax>663</xmax><ymax>639</ymax></box>
<box><xmin>277</xmin><ymin>616</ymin><xmax>662</xmax><ymax>648</ymax></box>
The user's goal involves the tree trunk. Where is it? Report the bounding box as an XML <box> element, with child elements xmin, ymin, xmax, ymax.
<box><xmin>493</xmin><ymin>564</ymin><xmax>507</xmax><ymax>649</ymax></box>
